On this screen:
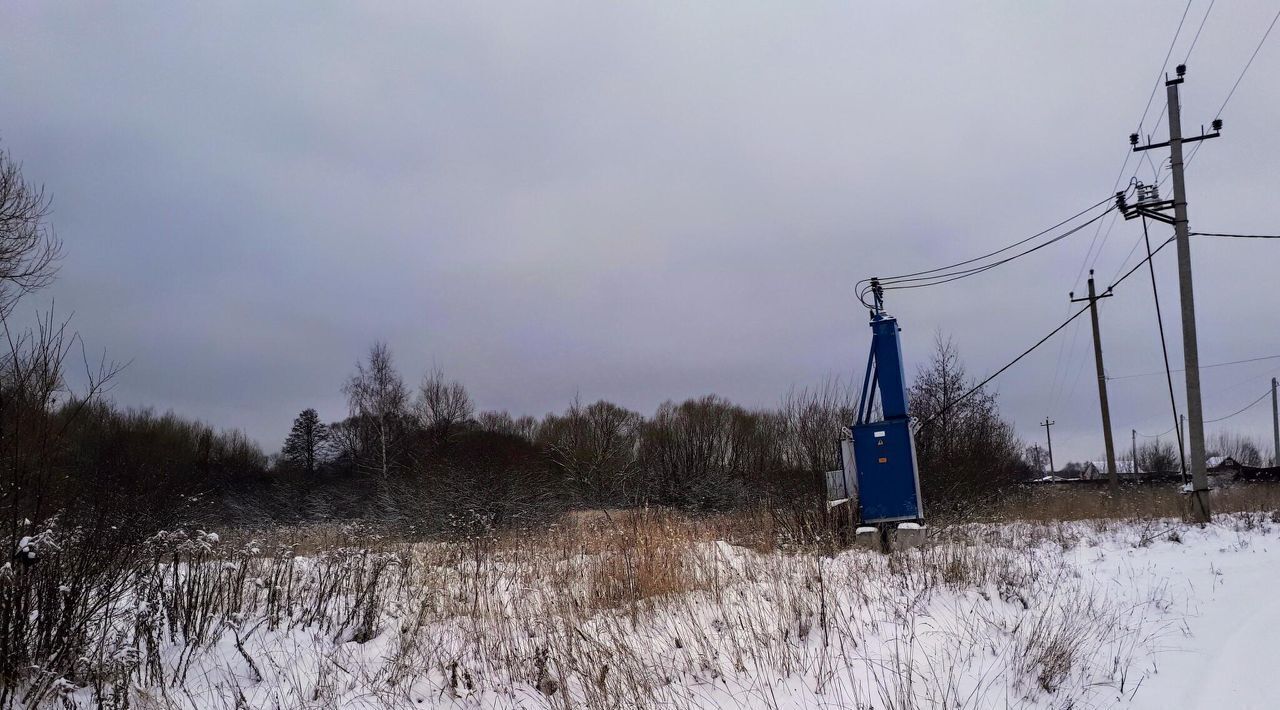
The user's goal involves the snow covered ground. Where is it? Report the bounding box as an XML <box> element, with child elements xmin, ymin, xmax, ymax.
<box><xmin>1117</xmin><ymin>516</ymin><xmax>1280</xmax><ymax>709</ymax></box>
<box><xmin>30</xmin><ymin>512</ymin><xmax>1280</xmax><ymax>708</ymax></box>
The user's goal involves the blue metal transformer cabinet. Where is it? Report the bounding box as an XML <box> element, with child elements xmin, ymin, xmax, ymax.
<box><xmin>851</xmin><ymin>419</ymin><xmax>922</xmax><ymax>523</ymax></box>
<box><xmin>851</xmin><ymin>310</ymin><xmax>924</xmax><ymax>524</ymax></box>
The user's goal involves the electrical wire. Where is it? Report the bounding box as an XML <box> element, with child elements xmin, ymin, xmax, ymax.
<box><xmin>1108</xmin><ymin>354</ymin><xmax>1280</xmax><ymax>381</ymax></box>
<box><xmin>1184</xmin><ymin>4</ymin><xmax>1280</xmax><ymax>173</ymax></box>
<box><xmin>1139</xmin><ymin>217</ymin><xmax>1186</xmax><ymax>480</ymax></box>
<box><xmin>1044</xmin><ymin>301</ymin><xmax>1076</xmax><ymax>415</ymax></box>
<box><xmin>854</xmin><ymin>196</ymin><xmax>1117</xmax><ymax>308</ymax></box>
<box><xmin>1081</xmin><ymin>18</ymin><xmax>1187</xmax><ymax>285</ymax></box>
<box><xmin>1137</xmin><ymin>424</ymin><xmax>1178</xmax><ymax>439</ymax></box>
<box><xmin>1076</xmin><ymin>165</ymin><xmax>1137</xmax><ymax>293</ymax></box>
<box><xmin>1213</xmin><ymin>4</ymin><xmax>1280</xmax><ymax>120</ymax></box>
<box><xmin>1095</xmin><ymin>0</ymin><xmax>1206</xmax><ymax>284</ymax></box>
<box><xmin>1191</xmin><ymin>231</ymin><xmax>1280</xmax><ymax>239</ymax></box>
<box><xmin>1152</xmin><ymin>0</ymin><xmax>1218</xmax><ymax>144</ymax></box>
<box><xmin>857</xmin><ymin>204</ymin><xmax>1119</xmax><ymax>309</ymax></box>
<box><xmin>876</xmin><ymin>208</ymin><xmax>1117</xmax><ymax>292</ymax></box>
<box><xmin>917</xmin><ymin>233</ymin><xmax>1178</xmax><ymax>429</ymax></box>
<box><xmin>1106</xmin><ymin>218</ymin><xmax>1148</xmax><ymax>285</ymax></box>
<box><xmin>1204</xmin><ymin>388</ymin><xmax>1272</xmax><ymax>424</ymax></box>
<box><xmin>1183</xmin><ymin>0</ymin><xmax>1217</xmax><ymax>64</ymax></box>
<box><xmin>1136</xmin><ymin>0</ymin><xmax>1196</xmax><ymax>135</ymax></box>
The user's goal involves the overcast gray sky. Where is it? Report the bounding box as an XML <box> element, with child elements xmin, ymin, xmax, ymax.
<box><xmin>2</xmin><ymin>1</ymin><xmax>1278</xmax><ymax>462</ymax></box>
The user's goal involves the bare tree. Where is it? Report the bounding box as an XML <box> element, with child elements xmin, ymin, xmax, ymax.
<box><xmin>414</xmin><ymin>367</ymin><xmax>473</xmax><ymax>439</ymax></box>
<box><xmin>1206</xmin><ymin>430</ymin><xmax>1263</xmax><ymax>467</ymax></box>
<box><xmin>637</xmin><ymin>396</ymin><xmax>770</xmax><ymax>508</ymax></box>
<box><xmin>1025</xmin><ymin>444</ymin><xmax>1048</xmax><ymax>475</ymax></box>
<box><xmin>1137</xmin><ymin>439</ymin><xmax>1178</xmax><ymax>474</ymax></box>
<box><xmin>909</xmin><ymin>333</ymin><xmax>1023</xmax><ymax>510</ymax></box>
<box><xmin>780</xmin><ymin>377</ymin><xmax>854</xmax><ymax>475</ymax></box>
<box><xmin>476</xmin><ymin>410</ymin><xmax>539</xmax><ymax>440</ymax></box>
<box><xmin>538</xmin><ymin>398</ymin><xmax>642</xmax><ymax>505</ymax></box>
<box><xmin>342</xmin><ymin>342</ymin><xmax>409</xmax><ymax>476</ymax></box>
<box><xmin>0</xmin><ymin>147</ymin><xmax>62</xmax><ymax>318</ymax></box>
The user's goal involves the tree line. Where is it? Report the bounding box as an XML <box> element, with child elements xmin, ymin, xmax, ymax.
<box><xmin>0</xmin><ymin>140</ymin><xmax>1030</xmax><ymax>545</ymax></box>
<box><xmin>243</xmin><ymin>330</ymin><xmax>1031</xmax><ymax>528</ymax></box>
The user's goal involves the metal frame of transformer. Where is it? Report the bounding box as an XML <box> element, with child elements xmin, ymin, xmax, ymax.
<box><xmin>845</xmin><ymin>281</ymin><xmax>924</xmax><ymax>525</ymax></box>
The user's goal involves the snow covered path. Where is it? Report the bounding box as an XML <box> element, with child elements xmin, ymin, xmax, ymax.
<box><xmin>1124</xmin><ymin>522</ymin><xmax>1280</xmax><ymax>709</ymax></box>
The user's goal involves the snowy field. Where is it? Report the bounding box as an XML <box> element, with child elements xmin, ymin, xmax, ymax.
<box><xmin>17</xmin><ymin>510</ymin><xmax>1280</xmax><ymax>709</ymax></box>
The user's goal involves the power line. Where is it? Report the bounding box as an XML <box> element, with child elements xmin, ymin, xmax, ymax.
<box><xmin>1108</xmin><ymin>354</ymin><xmax>1280</xmax><ymax>382</ymax></box>
<box><xmin>1137</xmin><ymin>424</ymin><xmax>1178</xmax><ymax>439</ymax></box>
<box><xmin>1080</xmin><ymin>2</ymin><xmax>1193</xmax><ymax>289</ymax></box>
<box><xmin>1076</xmin><ymin>166</ymin><xmax>1135</xmax><ymax>292</ymax></box>
<box><xmin>1183</xmin><ymin>3</ymin><xmax>1280</xmax><ymax>173</ymax></box>
<box><xmin>1136</xmin><ymin>0</ymin><xmax>1195</xmax><ymax>134</ymax></box>
<box><xmin>1097</xmin><ymin>0</ymin><xmax>1212</xmax><ymax>285</ymax></box>
<box><xmin>1044</xmin><ymin>302</ymin><xmax>1077</xmax><ymax>415</ymax></box>
<box><xmin>859</xmin><ymin>204</ymin><xmax>1118</xmax><ymax>308</ymax></box>
<box><xmin>1191</xmin><ymin>231</ymin><xmax>1280</xmax><ymax>239</ymax></box>
<box><xmin>1106</xmin><ymin>218</ymin><xmax>1148</xmax><ymax>285</ymax></box>
<box><xmin>1183</xmin><ymin>0</ymin><xmax>1217</xmax><ymax>64</ymax></box>
<box><xmin>1213</xmin><ymin>4</ymin><xmax>1280</xmax><ymax>119</ymax></box>
<box><xmin>918</xmin><ymin>234</ymin><xmax>1177</xmax><ymax>428</ymax></box>
<box><xmin>871</xmin><ymin>207</ymin><xmax>1117</xmax><ymax>295</ymax></box>
<box><xmin>1149</xmin><ymin>0</ymin><xmax>1216</xmax><ymax>141</ymax></box>
<box><xmin>1137</xmin><ymin>389</ymin><xmax>1272</xmax><ymax>435</ymax></box>
<box><xmin>855</xmin><ymin>196</ymin><xmax>1116</xmax><ymax>307</ymax></box>
<box><xmin>1139</xmin><ymin>216</ymin><xmax>1186</xmax><ymax>481</ymax></box>
<box><xmin>1205</xmin><ymin>388</ymin><xmax>1272</xmax><ymax>424</ymax></box>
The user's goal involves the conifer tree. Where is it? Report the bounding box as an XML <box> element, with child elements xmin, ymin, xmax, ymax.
<box><xmin>282</xmin><ymin>408</ymin><xmax>331</xmax><ymax>474</ymax></box>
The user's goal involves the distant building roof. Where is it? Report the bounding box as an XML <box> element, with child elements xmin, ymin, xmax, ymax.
<box><xmin>1083</xmin><ymin>460</ymin><xmax>1136</xmax><ymax>478</ymax></box>
<box><xmin>1206</xmin><ymin>456</ymin><xmax>1239</xmax><ymax>470</ymax></box>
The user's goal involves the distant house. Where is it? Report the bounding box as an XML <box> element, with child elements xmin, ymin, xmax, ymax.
<box><xmin>1081</xmin><ymin>460</ymin><xmax>1136</xmax><ymax>480</ymax></box>
<box><xmin>1206</xmin><ymin>456</ymin><xmax>1239</xmax><ymax>472</ymax></box>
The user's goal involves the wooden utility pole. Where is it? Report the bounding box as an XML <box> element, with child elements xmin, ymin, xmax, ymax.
<box><xmin>1129</xmin><ymin>64</ymin><xmax>1219</xmax><ymax>522</ymax></box>
<box><xmin>1071</xmin><ymin>271</ymin><xmax>1117</xmax><ymax>491</ymax></box>
<box><xmin>1040</xmin><ymin>418</ymin><xmax>1055</xmax><ymax>475</ymax></box>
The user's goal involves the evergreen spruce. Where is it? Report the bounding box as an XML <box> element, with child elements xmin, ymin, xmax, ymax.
<box><xmin>282</xmin><ymin>408</ymin><xmax>331</xmax><ymax>474</ymax></box>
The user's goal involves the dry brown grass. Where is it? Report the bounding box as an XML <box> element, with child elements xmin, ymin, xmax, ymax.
<box><xmin>973</xmin><ymin>480</ymin><xmax>1280</xmax><ymax>523</ymax></box>
<box><xmin>22</xmin><ymin>484</ymin><xmax>1280</xmax><ymax>709</ymax></box>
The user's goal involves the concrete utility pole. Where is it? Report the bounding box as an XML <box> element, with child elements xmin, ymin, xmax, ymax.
<box><xmin>1040</xmin><ymin>418</ymin><xmax>1056</xmax><ymax>474</ymax></box>
<box><xmin>1130</xmin><ymin>64</ymin><xmax>1220</xmax><ymax>522</ymax></box>
<box><xmin>1072</xmin><ymin>271</ymin><xmax>1117</xmax><ymax>491</ymax></box>
<box><xmin>1272</xmin><ymin>377</ymin><xmax>1279</xmax><ymax>466</ymax></box>
<box><xmin>1132</xmin><ymin>429</ymin><xmax>1138</xmax><ymax>474</ymax></box>
<box><xmin>1179</xmin><ymin>414</ymin><xmax>1187</xmax><ymax>469</ymax></box>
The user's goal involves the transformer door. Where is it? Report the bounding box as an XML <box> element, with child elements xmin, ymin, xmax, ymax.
<box><xmin>851</xmin><ymin>419</ymin><xmax>923</xmax><ymax>523</ymax></box>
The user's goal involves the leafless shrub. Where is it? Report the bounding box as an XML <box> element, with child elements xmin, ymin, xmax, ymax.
<box><xmin>538</xmin><ymin>397</ymin><xmax>643</xmax><ymax>506</ymax></box>
<box><xmin>0</xmin><ymin>147</ymin><xmax>61</xmax><ymax>318</ymax></box>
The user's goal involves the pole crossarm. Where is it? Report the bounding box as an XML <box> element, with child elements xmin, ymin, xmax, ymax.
<box><xmin>1115</xmin><ymin>191</ymin><xmax>1177</xmax><ymax>224</ymax></box>
<box><xmin>1132</xmin><ymin>130</ymin><xmax>1220</xmax><ymax>152</ymax></box>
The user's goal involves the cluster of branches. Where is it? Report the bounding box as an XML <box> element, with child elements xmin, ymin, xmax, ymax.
<box><xmin>1127</xmin><ymin>431</ymin><xmax>1273</xmax><ymax>476</ymax></box>
<box><xmin>252</xmin><ymin>343</ymin><xmax>856</xmax><ymax>528</ymax></box>
<box><xmin>1037</xmin><ymin>429</ymin><xmax>1275</xmax><ymax>479</ymax></box>
<box><xmin>252</xmin><ymin>332</ymin><xmax>1030</xmax><ymax>529</ymax></box>
<box><xmin>0</xmin><ymin>146</ymin><xmax>279</xmax><ymax>687</ymax></box>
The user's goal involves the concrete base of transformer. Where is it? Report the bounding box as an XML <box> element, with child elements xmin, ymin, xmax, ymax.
<box><xmin>854</xmin><ymin>526</ymin><xmax>879</xmax><ymax>550</ymax></box>
<box><xmin>889</xmin><ymin>523</ymin><xmax>925</xmax><ymax>551</ymax></box>
<box><xmin>852</xmin><ymin>523</ymin><xmax>926</xmax><ymax>553</ymax></box>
